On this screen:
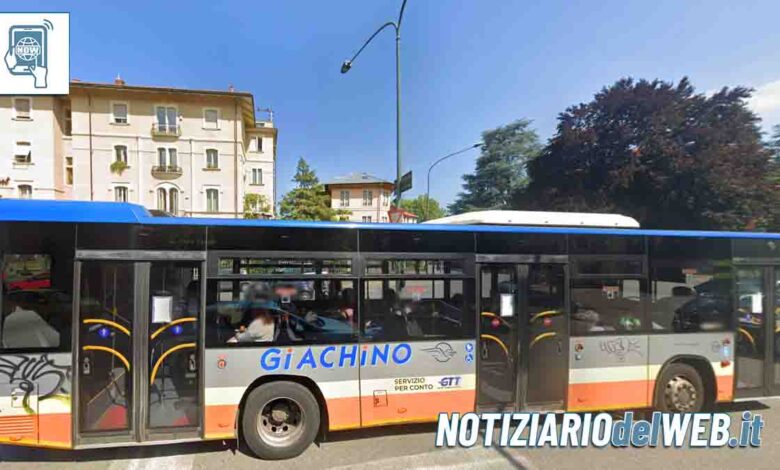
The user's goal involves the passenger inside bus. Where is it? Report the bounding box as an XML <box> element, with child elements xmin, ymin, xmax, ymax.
<box><xmin>207</xmin><ymin>278</ymin><xmax>358</xmax><ymax>345</ymax></box>
<box><xmin>228</xmin><ymin>307</ymin><xmax>275</xmax><ymax>343</ymax></box>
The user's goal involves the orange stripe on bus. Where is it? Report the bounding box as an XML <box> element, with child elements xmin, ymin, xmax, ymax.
<box><xmin>358</xmin><ymin>389</ymin><xmax>475</xmax><ymax>428</ymax></box>
<box><xmin>716</xmin><ymin>375</ymin><xmax>734</xmax><ymax>402</ymax></box>
<box><xmin>323</xmin><ymin>396</ymin><xmax>361</xmax><ymax>430</ymax></box>
<box><xmin>38</xmin><ymin>413</ymin><xmax>72</xmax><ymax>448</ymax></box>
<box><xmin>568</xmin><ymin>379</ymin><xmax>651</xmax><ymax>411</ymax></box>
<box><xmin>204</xmin><ymin>404</ymin><xmax>239</xmax><ymax>439</ymax></box>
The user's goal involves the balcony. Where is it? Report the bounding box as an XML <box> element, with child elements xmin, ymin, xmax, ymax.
<box><xmin>151</xmin><ymin>165</ymin><xmax>183</xmax><ymax>180</ymax></box>
<box><xmin>151</xmin><ymin>123</ymin><xmax>181</xmax><ymax>139</ymax></box>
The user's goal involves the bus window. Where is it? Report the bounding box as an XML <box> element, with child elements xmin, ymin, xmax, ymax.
<box><xmin>570</xmin><ymin>278</ymin><xmax>646</xmax><ymax>335</ymax></box>
<box><xmin>1</xmin><ymin>254</ymin><xmax>70</xmax><ymax>350</ymax></box>
<box><xmin>650</xmin><ymin>264</ymin><xmax>733</xmax><ymax>332</ymax></box>
<box><xmin>361</xmin><ymin>279</ymin><xmax>473</xmax><ymax>341</ymax></box>
<box><xmin>206</xmin><ymin>279</ymin><xmax>357</xmax><ymax>346</ymax></box>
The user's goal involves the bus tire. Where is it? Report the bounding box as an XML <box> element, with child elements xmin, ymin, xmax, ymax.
<box><xmin>242</xmin><ymin>381</ymin><xmax>321</xmax><ymax>460</ymax></box>
<box><xmin>654</xmin><ymin>363</ymin><xmax>705</xmax><ymax>413</ymax></box>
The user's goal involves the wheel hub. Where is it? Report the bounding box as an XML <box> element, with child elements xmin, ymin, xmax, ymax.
<box><xmin>666</xmin><ymin>375</ymin><xmax>697</xmax><ymax>411</ymax></box>
<box><xmin>258</xmin><ymin>397</ymin><xmax>305</xmax><ymax>444</ymax></box>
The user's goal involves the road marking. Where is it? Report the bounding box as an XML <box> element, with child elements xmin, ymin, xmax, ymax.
<box><xmin>325</xmin><ymin>446</ymin><xmax>535</xmax><ymax>470</ymax></box>
<box><xmin>108</xmin><ymin>453</ymin><xmax>194</xmax><ymax>470</ymax></box>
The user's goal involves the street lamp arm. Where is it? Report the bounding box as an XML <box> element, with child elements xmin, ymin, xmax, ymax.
<box><xmin>425</xmin><ymin>142</ymin><xmax>482</xmax><ymax>220</ymax></box>
<box><xmin>427</xmin><ymin>142</ymin><xmax>483</xmax><ymax>182</ymax></box>
<box><xmin>344</xmin><ymin>21</ymin><xmax>398</xmax><ymax>69</ymax></box>
<box><xmin>397</xmin><ymin>0</ymin><xmax>409</xmax><ymax>29</ymax></box>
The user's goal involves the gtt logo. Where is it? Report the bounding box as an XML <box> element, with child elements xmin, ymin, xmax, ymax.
<box><xmin>439</xmin><ymin>376</ymin><xmax>461</xmax><ymax>388</ymax></box>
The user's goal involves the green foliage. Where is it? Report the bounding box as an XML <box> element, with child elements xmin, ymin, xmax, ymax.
<box><xmin>766</xmin><ymin>124</ymin><xmax>780</xmax><ymax>183</ymax></box>
<box><xmin>279</xmin><ymin>158</ymin><xmax>352</xmax><ymax>221</ymax></box>
<box><xmin>110</xmin><ymin>160</ymin><xmax>128</xmax><ymax>175</ymax></box>
<box><xmin>243</xmin><ymin>194</ymin><xmax>272</xmax><ymax>219</ymax></box>
<box><xmin>521</xmin><ymin>77</ymin><xmax>776</xmax><ymax>230</ymax></box>
<box><xmin>449</xmin><ymin>119</ymin><xmax>541</xmax><ymax>214</ymax></box>
<box><xmin>400</xmin><ymin>195</ymin><xmax>446</xmax><ymax>222</ymax></box>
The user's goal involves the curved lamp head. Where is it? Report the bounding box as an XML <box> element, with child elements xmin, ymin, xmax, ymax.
<box><xmin>340</xmin><ymin>60</ymin><xmax>352</xmax><ymax>74</ymax></box>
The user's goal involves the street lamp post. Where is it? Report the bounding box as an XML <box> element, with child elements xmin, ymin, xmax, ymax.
<box><xmin>341</xmin><ymin>0</ymin><xmax>409</xmax><ymax>207</ymax></box>
<box><xmin>425</xmin><ymin>142</ymin><xmax>483</xmax><ymax>220</ymax></box>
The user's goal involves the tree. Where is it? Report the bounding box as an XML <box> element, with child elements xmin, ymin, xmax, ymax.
<box><xmin>521</xmin><ymin>77</ymin><xmax>777</xmax><ymax>230</ymax></box>
<box><xmin>243</xmin><ymin>194</ymin><xmax>272</xmax><ymax>219</ymax></box>
<box><xmin>449</xmin><ymin>119</ymin><xmax>541</xmax><ymax>214</ymax></box>
<box><xmin>400</xmin><ymin>195</ymin><xmax>446</xmax><ymax>222</ymax></box>
<box><xmin>279</xmin><ymin>158</ymin><xmax>351</xmax><ymax>221</ymax></box>
<box><xmin>766</xmin><ymin>124</ymin><xmax>780</xmax><ymax>184</ymax></box>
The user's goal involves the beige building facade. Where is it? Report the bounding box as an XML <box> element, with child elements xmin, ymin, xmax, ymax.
<box><xmin>1</xmin><ymin>79</ymin><xmax>277</xmax><ymax>218</ymax></box>
<box><xmin>325</xmin><ymin>172</ymin><xmax>416</xmax><ymax>223</ymax></box>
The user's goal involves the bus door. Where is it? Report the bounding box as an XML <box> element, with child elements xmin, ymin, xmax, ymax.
<box><xmin>735</xmin><ymin>265</ymin><xmax>780</xmax><ymax>397</ymax></box>
<box><xmin>74</xmin><ymin>255</ymin><xmax>204</xmax><ymax>445</ymax></box>
<box><xmin>477</xmin><ymin>263</ymin><xmax>568</xmax><ymax>411</ymax></box>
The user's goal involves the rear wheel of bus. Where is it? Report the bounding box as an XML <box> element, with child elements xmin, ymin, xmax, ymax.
<box><xmin>242</xmin><ymin>381</ymin><xmax>321</xmax><ymax>460</ymax></box>
<box><xmin>655</xmin><ymin>363</ymin><xmax>705</xmax><ymax>413</ymax></box>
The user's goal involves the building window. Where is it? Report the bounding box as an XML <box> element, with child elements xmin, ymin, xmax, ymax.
<box><xmin>63</xmin><ymin>106</ymin><xmax>72</xmax><ymax>136</ymax></box>
<box><xmin>381</xmin><ymin>216</ymin><xmax>388</xmax><ymax>223</ymax></box>
<box><xmin>13</xmin><ymin>98</ymin><xmax>31</xmax><ymax>120</ymax></box>
<box><xmin>206</xmin><ymin>188</ymin><xmax>219</xmax><ymax>213</ymax></box>
<box><xmin>382</xmin><ymin>191</ymin><xmax>390</xmax><ymax>207</ymax></box>
<box><xmin>256</xmin><ymin>136</ymin><xmax>264</xmax><ymax>152</ymax></box>
<box><xmin>112</xmin><ymin>102</ymin><xmax>128</xmax><ymax>124</ymax></box>
<box><xmin>339</xmin><ymin>190</ymin><xmax>350</xmax><ymax>207</ymax></box>
<box><xmin>65</xmin><ymin>157</ymin><xmax>73</xmax><ymax>185</ymax></box>
<box><xmin>169</xmin><ymin>188</ymin><xmax>179</xmax><ymax>215</ymax></box>
<box><xmin>206</xmin><ymin>149</ymin><xmax>219</xmax><ymax>169</ymax></box>
<box><xmin>14</xmin><ymin>141</ymin><xmax>31</xmax><ymax>163</ymax></box>
<box><xmin>114</xmin><ymin>145</ymin><xmax>128</xmax><ymax>163</ymax></box>
<box><xmin>157</xmin><ymin>148</ymin><xmax>177</xmax><ymax>167</ymax></box>
<box><xmin>362</xmin><ymin>216</ymin><xmax>372</xmax><ymax>223</ymax></box>
<box><xmin>251</xmin><ymin>168</ymin><xmax>263</xmax><ymax>185</ymax></box>
<box><xmin>203</xmin><ymin>109</ymin><xmax>219</xmax><ymax>129</ymax></box>
<box><xmin>363</xmin><ymin>190</ymin><xmax>373</xmax><ymax>206</ymax></box>
<box><xmin>18</xmin><ymin>185</ymin><xmax>32</xmax><ymax>199</ymax></box>
<box><xmin>157</xmin><ymin>188</ymin><xmax>166</xmax><ymax>211</ymax></box>
<box><xmin>155</xmin><ymin>106</ymin><xmax>177</xmax><ymax>133</ymax></box>
<box><xmin>115</xmin><ymin>186</ymin><xmax>128</xmax><ymax>202</ymax></box>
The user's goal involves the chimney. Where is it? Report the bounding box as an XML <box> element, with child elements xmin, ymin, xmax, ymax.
<box><xmin>114</xmin><ymin>74</ymin><xmax>125</xmax><ymax>86</ymax></box>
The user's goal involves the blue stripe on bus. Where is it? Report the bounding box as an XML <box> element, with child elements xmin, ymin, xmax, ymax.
<box><xmin>2</xmin><ymin>199</ymin><xmax>780</xmax><ymax>240</ymax></box>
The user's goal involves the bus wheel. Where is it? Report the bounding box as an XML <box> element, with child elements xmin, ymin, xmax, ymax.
<box><xmin>655</xmin><ymin>363</ymin><xmax>705</xmax><ymax>413</ymax></box>
<box><xmin>242</xmin><ymin>381</ymin><xmax>320</xmax><ymax>460</ymax></box>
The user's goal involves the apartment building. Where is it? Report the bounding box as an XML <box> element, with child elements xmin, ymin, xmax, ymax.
<box><xmin>325</xmin><ymin>172</ymin><xmax>417</xmax><ymax>223</ymax></box>
<box><xmin>0</xmin><ymin>78</ymin><xmax>277</xmax><ymax>218</ymax></box>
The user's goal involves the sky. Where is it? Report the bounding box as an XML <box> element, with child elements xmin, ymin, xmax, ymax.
<box><xmin>13</xmin><ymin>0</ymin><xmax>780</xmax><ymax>207</ymax></box>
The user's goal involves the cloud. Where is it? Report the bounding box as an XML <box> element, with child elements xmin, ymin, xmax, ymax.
<box><xmin>748</xmin><ymin>80</ymin><xmax>780</xmax><ymax>131</ymax></box>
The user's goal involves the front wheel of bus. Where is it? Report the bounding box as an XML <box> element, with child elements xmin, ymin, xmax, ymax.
<box><xmin>655</xmin><ymin>363</ymin><xmax>705</xmax><ymax>413</ymax></box>
<box><xmin>242</xmin><ymin>381</ymin><xmax>321</xmax><ymax>460</ymax></box>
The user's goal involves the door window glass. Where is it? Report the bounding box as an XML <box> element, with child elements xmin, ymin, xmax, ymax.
<box><xmin>148</xmin><ymin>262</ymin><xmax>200</xmax><ymax>429</ymax></box>
<box><xmin>736</xmin><ymin>268</ymin><xmax>765</xmax><ymax>390</ymax></box>
<box><xmin>78</xmin><ymin>262</ymin><xmax>135</xmax><ymax>432</ymax></box>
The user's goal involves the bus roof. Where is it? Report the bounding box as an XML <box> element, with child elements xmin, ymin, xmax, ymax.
<box><xmin>1</xmin><ymin>199</ymin><xmax>779</xmax><ymax>240</ymax></box>
<box><xmin>424</xmin><ymin>210</ymin><xmax>641</xmax><ymax>228</ymax></box>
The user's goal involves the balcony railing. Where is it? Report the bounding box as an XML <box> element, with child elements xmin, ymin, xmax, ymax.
<box><xmin>151</xmin><ymin>123</ymin><xmax>181</xmax><ymax>138</ymax></box>
<box><xmin>151</xmin><ymin>165</ymin><xmax>183</xmax><ymax>180</ymax></box>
